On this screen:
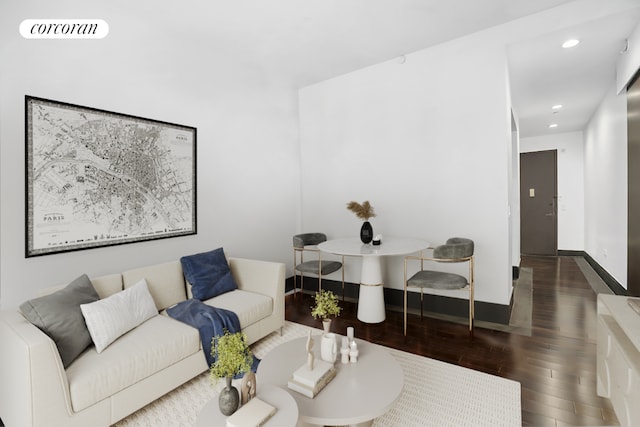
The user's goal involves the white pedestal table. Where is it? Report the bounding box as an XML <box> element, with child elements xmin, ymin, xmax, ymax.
<box><xmin>257</xmin><ymin>335</ymin><xmax>404</xmax><ymax>427</ymax></box>
<box><xmin>318</xmin><ymin>237</ymin><xmax>429</xmax><ymax>323</ymax></box>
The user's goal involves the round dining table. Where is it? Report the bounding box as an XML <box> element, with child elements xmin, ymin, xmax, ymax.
<box><xmin>318</xmin><ymin>237</ymin><xmax>429</xmax><ymax>323</ymax></box>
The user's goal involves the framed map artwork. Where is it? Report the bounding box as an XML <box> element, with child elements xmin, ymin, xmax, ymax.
<box><xmin>25</xmin><ymin>96</ymin><xmax>197</xmax><ymax>257</ymax></box>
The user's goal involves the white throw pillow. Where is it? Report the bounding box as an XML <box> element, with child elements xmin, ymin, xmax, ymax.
<box><xmin>80</xmin><ymin>279</ymin><xmax>158</xmax><ymax>353</ymax></box>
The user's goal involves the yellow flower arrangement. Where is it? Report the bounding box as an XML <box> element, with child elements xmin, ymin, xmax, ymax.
<box><xmin>311</xmin><ymin>289</ymin><xmax>342</xmax><ymax>320</ymax></box>
<box><xmin>209</xmin><ymin>330</ymin><xmax>253</xmax><ymax>383</ymax></box>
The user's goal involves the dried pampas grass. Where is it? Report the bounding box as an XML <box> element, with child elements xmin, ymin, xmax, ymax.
<box><xmin>346</xmin><ymin>200</ymin><xmax>376</xmax><ymax>220</ymax></box>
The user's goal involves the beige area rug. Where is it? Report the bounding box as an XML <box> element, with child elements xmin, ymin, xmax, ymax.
<box><xmin>115</xmin><ymin>321</ymin><xmax>521</xmax><ymax>427</ymax></box>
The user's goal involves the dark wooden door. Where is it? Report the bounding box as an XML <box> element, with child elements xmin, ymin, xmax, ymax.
<box><xmin>520</xmin><ymin>150</ymin><xmax>557</xmax><ymax>256</ymax></box>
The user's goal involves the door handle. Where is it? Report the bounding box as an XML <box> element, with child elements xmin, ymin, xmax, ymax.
<box><xmin>545</xmin><ymin>213</ymin><xmax>554</xmax><ymax>216</ymax></box>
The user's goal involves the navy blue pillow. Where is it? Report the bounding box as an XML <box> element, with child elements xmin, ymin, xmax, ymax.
<box><xmin>180</xmin><ymin>248</ymin><xmax>238</xmax><ymax>300</ymax></box>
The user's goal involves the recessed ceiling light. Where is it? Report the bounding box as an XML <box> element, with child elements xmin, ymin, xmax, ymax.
<box><xmin>562</xmin><ymin>39</ymin><xmax>580</xmax><ymax>49</ymax></box>
<box><xmin>552</xmin><ymin>104</ymin><xmax>563</xmax><ymax>110</ymax></box>
<box><xmin>549</xmin><ymin>123</ymin><xmax>558</xmax><ymax>129</ymax></box>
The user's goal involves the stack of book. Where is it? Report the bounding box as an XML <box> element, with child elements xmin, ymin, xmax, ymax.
<box><xmin>225</xmin><ymin>397</ymin><xmax>276</xmax><ymax>427</ymax></box>
<box><xmin>287</xmin><ymin>359</ymin><xmax>336</xmax><ymax>398</ymax></box>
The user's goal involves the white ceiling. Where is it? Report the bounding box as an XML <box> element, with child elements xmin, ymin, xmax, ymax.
<box><xmin>7</xmin><ymin>0</ymin><xmax>639</xmax><ymax>139</ymax></box>
<box><xmin>508</xmin><ymin>8</ymin><xmax>640</xmax><ymax>138</ymax></box>
<box><xmin>153</xmin><ymin>0</ymin><xmax>638</xmax><ymax>138</ymax></box>
<box><xmin>173</xmin><ymin>0</ymin><xmax>580</xmax><ymax>87</ymax></box>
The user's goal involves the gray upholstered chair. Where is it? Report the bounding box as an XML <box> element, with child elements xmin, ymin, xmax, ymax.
<box><xmin>403</xmin><ymin>237</ymin><xmax>474</xmax><ymax>335</ymax></box>
<box><xmin>293</xmin><ymin>233</ymin><xmax>344</xmax><ymax>297</ymax></box>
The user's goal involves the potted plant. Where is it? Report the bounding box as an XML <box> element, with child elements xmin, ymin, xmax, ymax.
<box><xmin>210</xmin><ymin>330</ymin><xmax>253</xmax><ymax>416</ymax></box>
<box><xmin>311</xmin><ymin>289</ymin><xmax>342</xmax><ymax>333</ymax></box>
<box><xmin>347</xmin><ymin>200</ymin><xmax>376</xmax><ymax>243</ymax></box>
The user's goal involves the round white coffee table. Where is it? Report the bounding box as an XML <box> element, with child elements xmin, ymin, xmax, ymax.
<box><xmin>195</xmin><ymin>383</ymin><xmax>298</xmax><ymax>427</ymax></box>
<box><xmin>257</xmin><ymin>335</ymin><xmax>404</xmax><ymax>427</ymax></box>
<box><xmin>319</xmin><ymin>237</ymin><xmax>429</xmax><ymax>323</ymax></box>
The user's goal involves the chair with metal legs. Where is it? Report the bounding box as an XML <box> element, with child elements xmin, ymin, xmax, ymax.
<box><xmin>403</xmin><ymin>237</ymin><xmax>474</xmax><ymax>335</ymax></box>
<box><xmin>293</xmin><ymin>233</ymin><xmax>345</xmax><ymax>298</ymax></box>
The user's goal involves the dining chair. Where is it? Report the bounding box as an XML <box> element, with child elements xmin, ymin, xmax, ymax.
<box><xmin>403</xmin><ymin>237</ymin><xmax>474</xmax><ymax>335</ymax></box>
<box><xmin>293</xmin><ymin>233</ymin><xmax>344</xmax><ymax>298</ymax></box>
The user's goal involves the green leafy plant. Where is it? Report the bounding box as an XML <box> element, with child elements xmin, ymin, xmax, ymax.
<box><xmin>311</xmin><ymin>289</ymin><xmax>342</xmax><ymax>320</ymax></box>
<box><xmin>209</xmin><ymin>330</ymin><xmax>253</xmax><ymax>383</ymax></box>
<box><xmin>346</xmin><ymin>200</ymin><xmax>376</xmax><ymax>220</ymax></box>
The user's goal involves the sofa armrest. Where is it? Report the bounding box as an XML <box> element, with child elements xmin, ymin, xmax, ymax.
<box><xmin>228</xmin><ymin>257</ymin><xmax>285</xmax><ymax>299</ymax></box>
<box><xmin>228</xmin><ymin>257</ymin><xmax>285</xmax><ymax>315</ymax></box>
<box><xmin>0</xmin><ymin>310</ymin><xmax>76</xmax><ymax>427</ymax></box>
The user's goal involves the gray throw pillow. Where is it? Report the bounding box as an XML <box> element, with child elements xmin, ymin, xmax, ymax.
<box><xmin>19</xmin><ymin>274</ymin><xmax>100</xmax><ymax>368</ymax></box>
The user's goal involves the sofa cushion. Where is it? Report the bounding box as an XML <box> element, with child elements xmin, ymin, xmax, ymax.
<box><xmin>181</xmin><ymin>248</ymin><xmax>238</xmax><ymax>300</ymax></box>
<box><xmin>122</xmin><ymin>260</ymin><xmax>186</xmax><ymax>311</ymax></box>
<box><xmin>80</xmin><ymin>279</ymin><xmax>158</xmax><ymax>353</ymax></box>
<box><xmin>90</xmin><ymin>273</ymin><xmax>124</xmax><ymax>299</ymax></box>
<box><xmin>203</xmin><ymin>289</ymin><xmax>272</xmax><ymax>329</ymax></box>
<box><xmin>65</xmin><ymin>315</ymin><xmax>200</xmax><ymax>412</ymax></box>
<box><xmin>37</xmin><ymin>273</ymin><xmax>123</xmax><ymax>299</ymax></box>
<box><xmin>19</xmin><ymin>274</ymin><xmax>99</xmax><ymax>368</ymax></box>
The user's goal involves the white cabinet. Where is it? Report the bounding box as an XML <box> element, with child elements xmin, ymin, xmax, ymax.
<box><xmin>597</xmin><ymin>294</ymin><xmax>640</xmax><ymax>427</ymax></box>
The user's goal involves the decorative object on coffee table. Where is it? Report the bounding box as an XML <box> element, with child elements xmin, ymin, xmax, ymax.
<box><xmin>306</xmin><ymin>330</ymin><xmax>315</xmax><ymax>370</ymax></box>
<box><xmin>311</xmin><ymin>289</ymin><xmax>341</xmax><ymax>333</ymax></box>
<box><xmin>346</xmin><ymin>200</ymin><xmax>376</xmax><ymax>244</ymax></box>
<box><xmin>210</xmin><ymin>330</ymin><xmax>253</xmax><ymax>416</ymax></box>
<box><xmin>346</xmin><ymin>326</ymin><xmax>354</xmax><ymax>343</ymax></box>
<box><xmin>349</xmin><ymin>340</ymin><xmax>359</xmax><ymax>363</ymax></box>
<box><xmin>218</xmin><ymin>377</ymin><xmax>240</xmax><ymax>417</ymax></box>
<box><xmin>288</xmin><ymin>362</ymin><xmax>336</xmax><ymax>398</ymax></box>
<box><xmin>240</xmin><ymin>372</ymin><xmax>257</xmax><ymax>405</ymax></box>
<box><xmin>340</xmin><ymin>346</ymin><xmax>350</xmax><ymax>364</ymax></box>
<box><xmin>225</xmin><ymin>396</ymin><xmax>276</xmax><ymax>427</ymax></box>
<box><xmin>340</xmin><ymin>336</ymin><xmax>353</xmax><ymax>363</ymax></box>
<box><xmin>321</xmin><ymin>332</ymin><xmax>338</xmax><ymax>363</ymax></box>
<box><xmin>288</xmin><ymin>355</ymin><xmax>336</xmax><ymax>399</ymax></box>
<box><xmin>287</xmin><ymin>329</ymin><xmax>336</xmax><ymax>398</ymax></box>
<box><xmin>260</xmin><ymin>335</ymin><xmax>404</xmax><ymax>426</ymax></box>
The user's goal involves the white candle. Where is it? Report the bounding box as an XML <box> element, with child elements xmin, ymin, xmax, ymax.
<box><xmin>347</xmin><ymin>327</ymin><xmax>354</xmax><ymax>342</ymax></box>
<box><xmin>349</xmin><ymin>342</ymin><xmax>359</xmax><ymax>363</ymax></box>
<box><xmin>341</xmin><ymin>347</ymin><xmax>350</xmax><ymax>364</ymax></box>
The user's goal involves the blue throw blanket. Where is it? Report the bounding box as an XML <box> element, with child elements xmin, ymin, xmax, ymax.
<box><xmin>166</xmin><ymin>299</ymin><xmax>259</xmax><ymax>376</ymax></box>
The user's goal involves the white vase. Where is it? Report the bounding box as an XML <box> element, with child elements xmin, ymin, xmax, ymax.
<box><xmin>321</xmin><ymin>332</ymin><xmax>337</xmax><ymax>363</ymax></box>
<box><xmin>322</xmin><ymin>318</ymin><xmax>331</xmax><ymax>333</ymax></box>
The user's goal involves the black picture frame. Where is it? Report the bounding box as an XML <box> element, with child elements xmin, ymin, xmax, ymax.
<box><xmin>25</xmin><ymin>96</ymin><xmax>197</xmax><ymax>257</ymax></box>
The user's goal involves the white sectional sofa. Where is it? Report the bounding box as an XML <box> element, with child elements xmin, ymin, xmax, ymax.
<box><xmin>0</xmin><ymin>256</ymin><xmax>285</xmax><ymax>427</ymax></box>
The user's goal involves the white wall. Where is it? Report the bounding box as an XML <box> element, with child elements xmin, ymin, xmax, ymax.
<box><xmin>520</xmin><ymin>132</ymin><xmax>585</xmax><ymax>251</ymax></box>
<box><xmin>299</xmin><ymin>32</ymin><xmax>515</xmax><ymax>306</ymax></box>
<box><xmin>2</xmin><ymin>0</ymin><xmax>635</xmax><ymax>309</ymax></box>
<box><xmin>617</xmin><ymin>21</ymin><xmax>640</xmax><ymax>94</ymax></box>
<box><xmin>584</xmin><ymin>84</ymin><xmax>628</xmax><ymax>287</ymax></box>
<box><xmin>0</xmin><ymin>3</ymin><xmax>301</xmax><ymax>308</ymax></box>
<box><xmin>294</xmin><ymin>0</ymin><xmax>639</xmax><ymax>307</ymax></box>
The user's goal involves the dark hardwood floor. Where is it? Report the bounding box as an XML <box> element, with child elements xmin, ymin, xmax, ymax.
<box><xmin>285</xmin><ymin>256</ymin><xmax>617</xmax><ymax>426</ymax></box>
